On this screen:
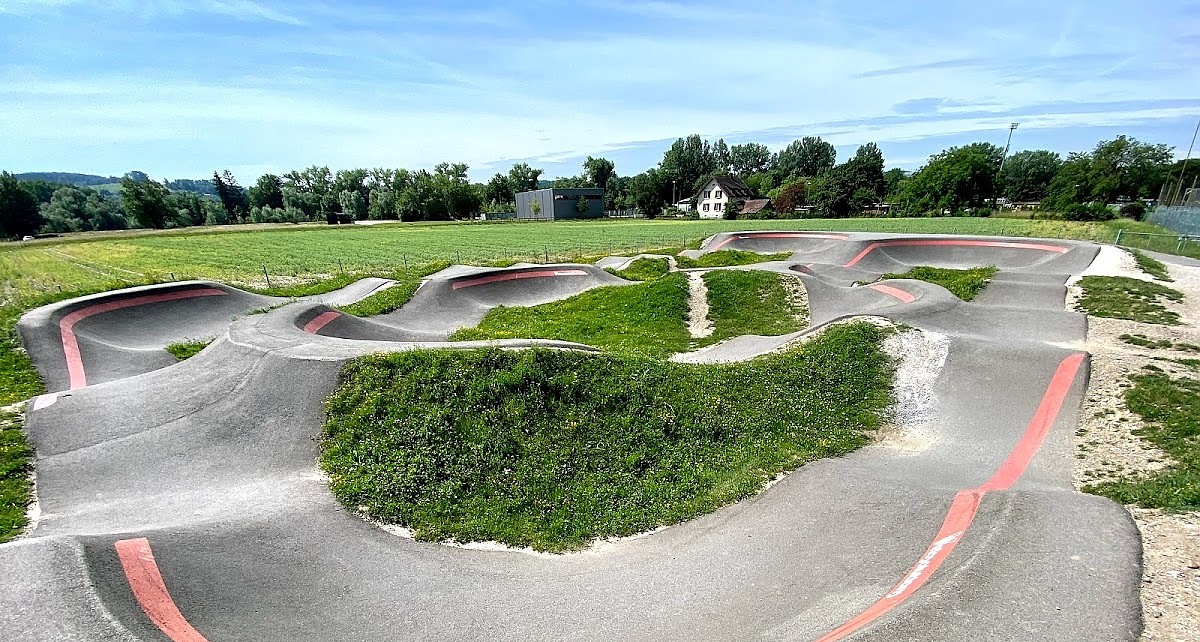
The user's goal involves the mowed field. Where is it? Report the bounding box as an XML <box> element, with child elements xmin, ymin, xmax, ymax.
<box><xmin>0</xmin><ymin>217</ymin><xmax>1161</xmax><ymax>303</ymax></box>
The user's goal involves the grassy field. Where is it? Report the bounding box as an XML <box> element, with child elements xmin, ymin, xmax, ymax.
<box><xmin>0</xmin><ymin>408</ymin><xmax>32</xmax><ymax>543</ymax></box>
<box><xmin>2</xmin><ymin>217</ymin><xmax>1170</xmax><ymax>303</ymax></box>
<box><xmin>1084</xmin><ymin>368</ymin><xmax>1200</xmax><ymax>511</ymax></box>
<box><xmin>320</xmin><ymin>322</ymin><xmax>892</xmax><ymax>552</ymax></box>
<box><xmin>882</xmin><ymin>266</ymin><xmax>998</xmax><ymax>301</ymax></box>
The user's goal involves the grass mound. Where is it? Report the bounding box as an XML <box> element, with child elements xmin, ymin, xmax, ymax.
<box><xmin>450</xmin><ymin>274</ymin><xmax>690</xmax><ymax>358</ymax></box>
<box><xmin>165</xmin><ymin>338</ymin><xmax>213</xmax><ymax>360</ymax></box>
<box><xmin>699</xmin><ymin>271</ymin><xmax>807</xmax><ymax>347</ymax></box>
<box><xmin>1084</xmin><ymin>369</ymin><xmax>1200</xmax><ymax>511</ymax></box>
<box><xmin>1075</xmin><ymin>276</ymin><xmax>1183</xmax><ymax>325</ymax></box>
<box><xmin>321</xmin><ymin>322</ymin><xmax>892</xmax><ymax>552</ymax></box>
<box><xmin>605</xmin><ymin>257</ymin><xmax>671</xmax><ymax>282</ymax></box>
<box><xmin>676</xmin><ymin>250</ymin><xmax>792</xmax><ymax>269</ymax></box>
<box><xmin>882</xmin><ymin>266</ymin><xmax>997</xmax><ymax>301</ymax></box>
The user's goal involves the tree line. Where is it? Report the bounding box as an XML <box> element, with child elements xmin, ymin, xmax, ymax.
<box><xmin>0</xmin><ymin>132</ymin><xmax>1192</xmax><ymax>239</ymax></box>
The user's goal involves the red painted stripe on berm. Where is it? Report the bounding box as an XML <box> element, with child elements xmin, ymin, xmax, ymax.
<box><xmin>59</xmin><ymin>288</ymin><xmax>227</xmax><ymax>390</ymax></box>
<box><xmin>302</xmin><ymin>311</ymin><xmax>342</xmax><ymax>334</ymax></box>
<box><xmin>868</xmin><ymin>284</ymin><xmax>916</xmax><ymax>304</ymax></box>
<box><xmin>816</xmin><ymin>352</ymin><xmax>1086</xmax><ymax>641</ymax></box>
<box><xmin>451</xmin><ymin>269</ymin><xmax>589</xmax><ymax>290</ymax></box>
<box><xmin>842</xmin><ymin>239</ymin><xmax>1068</xmax><ymax>268</ymax></box>
<box><xmin>710</xmin><ymin>232</ymin><xmax>848</xmax><ymax>251</ymax></box>
<box><xmin>115</xmin><ymin>538</ymin><xmax>209</xmax><ymax>642</ymax></box>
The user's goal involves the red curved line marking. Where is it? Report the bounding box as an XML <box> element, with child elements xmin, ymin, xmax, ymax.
<box><xmin>710</xmin><ymin>232</ymin><xmax>849</xmax><ymax>251</ymax></box>
<box><xmin>115</xmin><ymin>538</ymin><xmax>209</xmax><ymax>642</ymax></box>
<box><xmin>59</xmin><ymin>288</ymin><xmax>227</xmax><ymax>389</ymax></box>
<box><xmin>843</xmin><ymin>240</ymin><xmax>1069</xmax><ymax>268</ymax></box>
<box><xmin>817</xmin><ymin>352</ymin><xmax>1086</xmax><ymax>641</ymax></box>
<box><xmin>451</xmin><ymin>269</ymin><xmax>589</xmax><ymax>290</ymax></box>
<box><xmin>868</xmin><ymin>284</ymin><xmax>916</xmax><ymax>304</ymax></box>
<box><xmin>302</xmin><ymin>311</ymin><xmax>341</xmax><ymax>334</ymax></box>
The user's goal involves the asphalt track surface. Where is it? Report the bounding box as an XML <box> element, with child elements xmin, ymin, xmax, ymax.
<box><xmin>3</xmin><ymin>232</ymin><xmax>1143</xmax><ymax>641</ymax></box>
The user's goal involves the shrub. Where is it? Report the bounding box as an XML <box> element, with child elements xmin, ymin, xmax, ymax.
<box><xmin>1061</xmin><ymin>202</ymin><xmax>1116</xmax><ymax>222</ymax></box>
<box><xmin>1120</xmin><ymin>201</ymin><xmax>1147</xmax><ymax>221</ymax></box>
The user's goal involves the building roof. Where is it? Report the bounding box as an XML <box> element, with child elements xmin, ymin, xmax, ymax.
<box><xmin>740</xmin><ymin>198</ymin><xmax>770</xmax><ymax>214</ymax></box>
<box><xmin>697</xmin><ymin>174</ymin><xmax>757</xmax><ymax>200</ymax></box>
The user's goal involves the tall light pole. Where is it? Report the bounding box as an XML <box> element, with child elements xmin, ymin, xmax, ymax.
<box><xmin>995</xmin><ymin>122</ymin><xmax>1019</xmax><ymax>207</ymax></box>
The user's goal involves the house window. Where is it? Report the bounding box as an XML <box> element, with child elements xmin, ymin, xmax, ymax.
<box><xmin>715</xmin><ymin>203</ymin><xmax>722</xmax><ymax>211</ymax></box>
<box><xmin>704</xmin><ymin>191</ymin><xmax>711</xmax><ymax>199</ymax></box>
<box><xmin>715</xmin><ymin>190</ymin><xmax>722</xmax><ymax>198</ymax></box>
<box><xmin>702</xmin><ymin>204</ymin><xmax>710</xmax><ymax>212</ymax></box>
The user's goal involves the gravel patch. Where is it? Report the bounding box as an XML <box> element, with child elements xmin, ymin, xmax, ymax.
<box><xmin>687</xmin><ymin>271</ymin><xmax>713</xmax><ymax>339</ymax></box>
<box><xmin>1070</xmin><ymin>248</ymin><xmax>1200</xmax><ymax>640</ymax></box>
<box><xmin>876</xmin><ymin>328</ymin><xmax>949</xmax><ymax>453</ymax></box>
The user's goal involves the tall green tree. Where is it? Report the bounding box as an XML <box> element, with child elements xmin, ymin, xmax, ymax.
<box><xmin>712</xmin><ymin>139</ymin><xmax>732</xmax><ymax>173</ymax></box>
<box><xmin>659</xmin><ymin>135</ymin><xmax>716</xmax><ymax>197</ymax></box>
<box><xmin>485</xmin><ymin>173</ymin><xmax>513</xmax><ymax>204</ymax></box>
<box><xmin>629</xmin><ymin>169</ymin><xmax>667</xmax><ymax>218</ymax></box>
<box><xmin>1088</xmin><ymin>135</ymin><xmax>1173</xmax><ymax>202</ymax></box>
<box><xmin>846</xmin><ymin>142</ymin><xmax>886</xmax><ymax>199</ymax></box>
<box><xmin>582</xmin><ymin>156</ymin><xmax>616</xmax><ymax>191</ymax></box>
<box><xmin>729</xmin><ymin>143</ymin><xmax>773</xmax><ymax>177</ymax></box>
<box><xmin>776</xmin><ymin>136</ymin><xmax>836</xmax><ymax>180</ymax></box>
<box><xmin>248</xmin><ymin>173</ymin><xmax>285</xmax><ymax>209</ymax></box>
<box><xmin>899</xmin><ymin>143</ymin><xmax>1004</xmax><ymax>214</ymax></box>
<box><xmin>998</xmin><ymin>150</ymin><xmax>1062</xmax><ymax>201</ymax></box>
<box><xmin>120</xmin><ymin>176</ymin><xmax>173</xmax><ymax>229</ymax></box>
<box><xmin>883</xmin><ymin>168</ymin><xmax>908</xmax><ymax>199</ymax></box>
<box><xmin>507</xmin><ymin>163</ymin><xmax>543</xmax><ymax>193</ymax></box>
<box><xmin>0</xmin><ymin>172</ymin><xmax>43</xmax><ymax>238</ymax></box>
<box><xmin>212</xmin><ymin>170</ymin><xmax>249</xmax><ymax>222</ymax></box>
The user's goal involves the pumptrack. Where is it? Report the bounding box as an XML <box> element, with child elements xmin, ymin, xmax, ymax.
<box><xmin>3</xmin><ymin>232</ymin><xmax>1142</xmax><ymax>641</ymax></box>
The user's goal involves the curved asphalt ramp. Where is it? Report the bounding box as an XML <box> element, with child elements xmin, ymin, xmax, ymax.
<box><xmin>370</xmin><ymin>263</ymin><xmax>628</xmax><ymax>337</ymax></box>
<box><xmin>4</xmin><ymin>233</ymin><xmax>1142</xmax><ymax>642</ymax></box>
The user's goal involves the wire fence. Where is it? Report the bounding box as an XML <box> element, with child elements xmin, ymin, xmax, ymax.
<box><xmin>1113</xmin><ymin>229</ymin><xmax>1200</xmax><ymax>260</ymax></box>
<box><xmin>1147</xmin><ymin>205</ymin><xmax>1200</xmax><ymax>236</ymax></box>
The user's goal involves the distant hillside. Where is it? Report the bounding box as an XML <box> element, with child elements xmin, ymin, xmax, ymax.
<box><xmin>14</xmin><ymin>172</ymin><xmax>215</xmax><ymax>196</ymax></box>
<box><xmin>15</xmin><ymin>172</ymin><xmax>120</xmax><ymax>186</ymax></box>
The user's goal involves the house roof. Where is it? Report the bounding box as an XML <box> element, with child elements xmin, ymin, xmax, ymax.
<box><xmin>697</xmin><ymin>175</ymin><xmax>757</xmax><ymax>200</ymax></box>
<box><xmin>740</xmin><ymin>198</ymin><xmax>770</xmax><ymax>214</ymax></box>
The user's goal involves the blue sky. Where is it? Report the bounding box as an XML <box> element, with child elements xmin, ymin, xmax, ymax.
<box><xmin>1</xmin><ymin>0</ymin><xmax>1198</xmax><ymax>183</ymax></box>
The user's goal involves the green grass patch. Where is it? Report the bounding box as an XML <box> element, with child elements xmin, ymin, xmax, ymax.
<box><xmin>676</xmin><ymin>250</ymin><xmax>792</xmax><ymax>269</ymax></box>
<box><xmin>0</xmin><ymin>409</ymin><xmax>33</xmax><ymax>543</ymax></box>
<box><xmin>320</xmin><ymin>322</ymin><xmax>893</xmax><ymax>552</ymax></box>
<box><xmin>1128</xmin><ymin>249</ymin><xmax>1173</xmax><ymax>282</ymax></box>
<box><xmin>699</xmin><ymin>271</ymin><xmax>807</xmax><ymax>347</ymax></box>
<box><xmin>882</xmin><ymin>266</ymin><xmax>998</xmax><ymax>301</ymax></box>
<box><xmin>451</xmin><ymin>274</ymin><xmax>689</xmax><ymax>359</ymax></box>
<box><xmin>1119</xmin><ymin>334</ymin><xmax>1199</xmax><ymax>352</ymax></box>
<box><xmin>165</xmin><ymin>338</ymin><xmax>213</xmax><ymax>360</ymax></box>
<box><xmin>337</xmin><ymin>281</ymin><xmax>422</xmax><ymax>317</ymax></box>
<box><xmin>1084</xmin><ymin>370</ymin><xmax>1200</xmax><ymax>511</ymax></box>
<box><xmin>604</xmin><ymin>257</ymin><xmax>672</xmax><ymax>282</ymax></box>
<box><xmin>1075</xmin><ymin>276</ymin><xmax>1184</xmax><ymax>325</ymax></box>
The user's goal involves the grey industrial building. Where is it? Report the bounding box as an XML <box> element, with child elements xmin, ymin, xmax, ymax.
<box><xmin>514</xmin><ymin>188</ymin><xmax>605</xmax><ymax>220</ymax></box>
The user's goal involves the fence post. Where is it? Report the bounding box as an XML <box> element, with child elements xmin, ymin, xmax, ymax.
<box><xmin>262</xmin><ymin>263</ymin><xmax>272</xmax><ymax>289</ymax></box>
<box><xmin>1114</xmin><ymin>229</ymin><xmax>1123</xmax><ymax>246</ymax></box>
<box><xmin>1176</xmin><ymin>236</ymin><xmax>1185</xmax><ymax>254</ymax></box>
<box><xmin>337</xmin><ymin>258</ymin><xmax>344</xmax><ymax>275</ymax></box>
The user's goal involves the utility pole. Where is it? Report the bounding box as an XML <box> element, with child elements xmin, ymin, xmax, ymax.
<box><xmin>995</xmin><ymin>122</ymin><xmax>1019</xmax><ymax>207</ymax></box>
